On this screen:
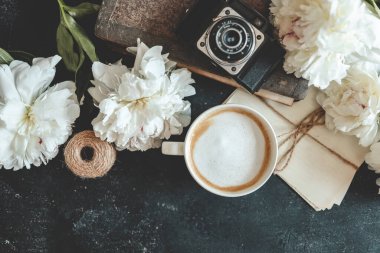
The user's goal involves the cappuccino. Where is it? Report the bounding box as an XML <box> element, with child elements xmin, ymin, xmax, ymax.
<box><xmin>188</xmin><ymin>108</ymin><xmax>271</xmax><ymax>192</ymax></box>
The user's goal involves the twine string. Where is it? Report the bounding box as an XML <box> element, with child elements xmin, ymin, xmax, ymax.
<box><xmin>64</xmin><ymin>130</ymin><xmax>117</xmax><ymax>178</ymax></box>
<box><xmin>275</xmin><ymin>107</ymin><xmax>325</xmax><ymax>173</ymax></box>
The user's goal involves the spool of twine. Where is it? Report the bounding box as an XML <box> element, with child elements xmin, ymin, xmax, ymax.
<box><xmin>64</xmin><ymin>130</ymin><xmax>116</xmax><ymax>178</ymax></box>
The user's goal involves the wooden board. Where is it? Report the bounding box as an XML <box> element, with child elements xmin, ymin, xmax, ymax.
<box><xmin>94</xmin><ymin>0</ymin><xmax>309</xmax><ymax>101</ymax></box>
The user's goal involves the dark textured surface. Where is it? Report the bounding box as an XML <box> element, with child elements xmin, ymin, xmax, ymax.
<box><xmin>0</xmin><ymin>0</ymin><xmax>379</xmax><ymax>252</ymax></box>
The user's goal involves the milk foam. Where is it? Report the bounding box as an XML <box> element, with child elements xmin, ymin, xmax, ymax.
<box><xmin>191</xmin><ymin>111</ymin><xmax>266</xmax><ymax>187</ymax></box>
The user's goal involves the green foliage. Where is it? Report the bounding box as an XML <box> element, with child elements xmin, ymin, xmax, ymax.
<box><xmin>0</xmin><ymin>48</ymin><xmax>14</xmax><ymax>65</ymax></box>
<box><xmin>64</xmin><ymin>2</ymin><xmax>101</xmax><ymax>18</ymax></box>
<box><xmin>56</xmin><ymin>0</ymin><xmax>100</xmax><ymax>73</ymax></box>
<box><xmin>9</xmin><ymin>50</ymin><xmax>35</xmax><ymax>65</ymax></box>
<box><xmin>57</xmin><ymin>23</ymin><xmax>84</xmax><ymax>72</ymax></box>
<box><xmin>57</xmin><ymin>0</ymin><xmax>100</xmax><ymax>100</ymax></box>
<box><xmin>366</xmin><ymin>0</ymin><xmax>380</xmax><ymax>16</ymax></box>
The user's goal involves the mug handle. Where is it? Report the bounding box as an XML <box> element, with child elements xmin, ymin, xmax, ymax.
<box><xmin>162</xmin><ymin>142</ymin><xmax>185</xmax><ymax>156</ymax></box>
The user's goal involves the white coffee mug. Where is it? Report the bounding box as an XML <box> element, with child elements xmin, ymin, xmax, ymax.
<box><xmin>162</xmin><ymin>104</ymin><xmax>278</xmax><ymax>197</ymax></box>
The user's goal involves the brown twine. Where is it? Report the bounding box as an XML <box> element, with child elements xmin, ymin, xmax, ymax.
<box><xmin>275</xmin><ymin>107</ymin><xmax>325</xmax><ymax>173</ymax></box>
<box><xmin>64</xmin><ymin>130</ymin><xmax>117</xmax><ymax>178</ymax></box>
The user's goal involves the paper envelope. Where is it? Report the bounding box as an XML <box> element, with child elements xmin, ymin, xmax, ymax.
<box><xmin>224</xmin><ymin>87</ymin><xmax>369</xmax><ymax>211</ymax></box>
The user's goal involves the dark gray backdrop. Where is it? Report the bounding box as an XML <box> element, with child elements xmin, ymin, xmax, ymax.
<box><xmin>0</xmin><ymin>0</ymin><xmax>379</xmax><ymax>252</ymax></box>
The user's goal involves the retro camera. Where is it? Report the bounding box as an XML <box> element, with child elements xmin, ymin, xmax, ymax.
<box><xmin>178</xmin><ymin>0</ymin><xmax>284</xmax><ymax>92</ymax></box>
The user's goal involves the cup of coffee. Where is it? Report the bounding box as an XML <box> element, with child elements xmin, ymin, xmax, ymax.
<box><xmin>162</xmin><ymin>104</ymin><xmax>278</xmax><ymax>197</ymax></box>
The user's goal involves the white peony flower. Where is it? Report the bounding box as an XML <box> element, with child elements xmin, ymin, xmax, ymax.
<box><xmin>317</xmin><ymin>67</ymin><xmax>380</xmax><ymax>147</ymax></box>
<box><xmin>271</xmin><ymin>0</ymin><xmax>380</xmax><ymax>89</ymax></box>
<box><xmin>88</xmin><ymin>40</ymin><xmax>196</xmax><ymax>151</ymax></box>
<box><xmin>365</xmin><ymin>142</ymin><xmax>380</xmax><ymax>174</ymax></box>
<box><xmin>365</xmin><ymin>142</ymin><xmax>380</xmax><ymax>193</ymax></box>
<box><xmin>0</xmin><ymin>56</ymin><xmax>80</xmax><ymax>170</ymax></box>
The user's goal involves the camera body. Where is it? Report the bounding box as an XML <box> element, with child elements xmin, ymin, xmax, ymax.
<box><xmin>178</xmin><ymin>0</ymin><xmax>284</xmax><ymax>92</ymax></box>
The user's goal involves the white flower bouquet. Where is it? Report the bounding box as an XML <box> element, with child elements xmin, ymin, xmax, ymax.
<box><xmin>0</xmin><ymin>37</ymin><xmax>196</xmax><ymax>171</ymax></box>
<box><xmin>271</xmin><ymin>0</ymin><xmax>380</xmax><ymax>89</ymax></box>
<box><xmin>316</xmin><ymin>67</ymin><xmax>380</xmax><ymax>147</ymax></box>
<box><xmin>88</xmin><ymin>40</ymin><xmax>196</xmax><ymax>151</ymax></box>
<box><xmin>271</xmin><ymin>0</ymin><xmax>380</xmax><ymax>190</ymax></box>
<box><xmin>0</xmin><ymin>56</ymin><xmax>80</xmax><ymax>170</ymax></box>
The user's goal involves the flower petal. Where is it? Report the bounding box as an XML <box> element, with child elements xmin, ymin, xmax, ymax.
<box><xmin>0</xmin><ymin>99</ymin><xmax>26</xmax><ymax>130</ymax></box>
<box><xmin>0</xmin><ymin>64</ymin><xmax>19</xmax><ymax>103</ymax></box>
<box><xmin>92</xmin><ymin>60</ymin><xmax>128</xmax><ymax>90</ymax></box>
<box><xmin>140</xmin><ymin>46</ymin><xmax>166</xmax><ymax>79</ymax></box>
<box><xmin>10</xmin><ymin>55</ymin><xmax>61</xmax><ymax>105</ymax></box>
<box><xmin>366</xmin><ymin>142</ymin><xmax>380</xmax><ymax>173</ymax></box>
<box><xmin>130</xmin><ymin>39</ymin><xmax>150</xmax><ymax>73</ymax></box>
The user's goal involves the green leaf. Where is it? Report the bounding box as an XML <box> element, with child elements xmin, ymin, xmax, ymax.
<box><xmin>0</xmin><ymin>48</ymin><xmax>14</xmax><ymax>65</ymax></box>
<box><xmin>9</xmin><ymin>50</ymin><xmax>35</xmax><ymax>64</ymax></box>
<box><xmin>74</xmin><ymin>57</ymin><xmax>92</xmax><ymax>102</ymax></box>
<box><xmin>57</xmin><ymin>23</ymin><xmax>80</xmax><ymax>72</ymax></box>
<box><xmin>77</xmin><ymin>46</ymin><xmax>85</xmax><ymax>72</ymax></box>
<box><xmin>366</xmin><ymin>0</ymin><xmax>380</xmax><ymax>16</ymax></box>
<box><xmin>375</xmin><ymin>2</ymin><xmax>380</xmax><ymax>16</ymax></box>
<box><xmin>63</xmin><ymin>3</ymin><xmax>100</xmax><ymax>18</ymax></box>
<box><xmin>61</xmin><ymin>12</ymin><xmax>99</xmax><ymax>62</ymax></box>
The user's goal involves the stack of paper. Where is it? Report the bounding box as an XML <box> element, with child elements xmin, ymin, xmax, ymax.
<box><xmin>225</xmin><ymin>87</ymin><xmax>369</xmax><ymax>211</ymax></box>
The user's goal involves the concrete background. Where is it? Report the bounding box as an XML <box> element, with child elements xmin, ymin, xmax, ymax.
<box><xmin>0</xmin><ymin>0</ymin><xmax>379</xmax><ymax>252</ymax></box>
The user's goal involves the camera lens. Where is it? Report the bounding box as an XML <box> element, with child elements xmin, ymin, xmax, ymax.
<box><xmin>222</xmin><ymin>29</ymin><xmax>242</xmax><ymax>48</ymax></box>
<box><xmin>207</xmin><ymin>16</ymin><xmax>255</xmax><ymax>64</ymax></box>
